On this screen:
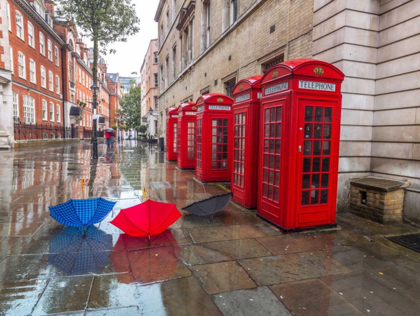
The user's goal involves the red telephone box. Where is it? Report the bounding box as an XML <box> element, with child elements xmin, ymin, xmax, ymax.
<box><xmin>166</xmin><ymin>107</ymin><xmax>179</xmax><ymax>162</ymax></box>
<box><xmin>231</xmin><ymin>76</ymin><xmax>262</xmax><ymax>209</ymax></box>
<box><xmin>177</xmin><ymin>102</ymin><xmax>197</xmax><ymax>169</ymax></box>
<box><xmin>258</xmin><ymin>59</ymin><xmax>344</xmax><ymax>231</ymax></box>
<box><xmin>195</xmin><ymin>94</ymin><xmax>233</xmax><ymax>183</ymax></box>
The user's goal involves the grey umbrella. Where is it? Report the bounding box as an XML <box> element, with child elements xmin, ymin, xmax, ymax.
<box><xmin>182</xmin><ymin>193</ymin><xmax>232</xmax><ymax>216</ymax></box>
<box><xmin>105</xmin><ymin>128</ymin><xmax>114</xmax><ymax>132</ymax></box>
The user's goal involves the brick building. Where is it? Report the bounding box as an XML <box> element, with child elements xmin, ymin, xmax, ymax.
<box><xmin>155</xmin><ymin>0</ymin><xmax>420</xmax><ymax>223</ymax></box>
<box><xmin>107</xmin><ymin>73</ymin><xmax>123</xmax><ymax>131</ymax></box>
<box><xmin>140</xmin><ymin>39</ymin><xmax>159</xmax><ymax>135</ymax></box>
<box><xmin>8</xmin><ymin>0</ymin><xmax>65</xmax><ymax>140</ymax></box>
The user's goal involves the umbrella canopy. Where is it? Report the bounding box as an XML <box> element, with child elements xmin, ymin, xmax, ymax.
<box><xmin>49</xmin><ymin>198</ymin><xmax>116</xmax><ymax>228</ymax></box>
<box><xmin>182</xmin><ymin>193</ymin><xmax>232</xmax><ymax>216</ymax></box>
<box><xmin>105</xmin><ymin>128</ymin><xmax>114</xmax><ymax>132</ymax></box>
<box><xmin>48</xmin><ymin>226</ymin><xmax>112</xmax><ymax>276</ymax></box>
<box><xmin>110</xmin><ymin>200</ymin><xmax>181</xmax><ymax>237</ymax></box>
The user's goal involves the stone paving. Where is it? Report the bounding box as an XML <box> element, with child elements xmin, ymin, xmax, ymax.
<box><xmin>0</xmin><ymin>142</ymin><xmax>420</xmax><ymax>316</ymax></box>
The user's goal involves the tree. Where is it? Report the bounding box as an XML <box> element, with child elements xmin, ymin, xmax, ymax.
<box><xmin>56</xmin><ymin>0</ymin><xmax>140</xmax><ymax>87</ymax></box>
<box><xmin>119</xmin><ymin>85</ymin><xmax>141</xmax><ymax>130</ymax></box>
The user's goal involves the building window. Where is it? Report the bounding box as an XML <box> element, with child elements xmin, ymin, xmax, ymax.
<box><xmin>23</xmin><ymin>95</ymin><xmax>35</xmax><ymax>125</ymax></box>
<box><xmin>28</xmin><ymin>22</ymin><xmax>34</xmax><ymax>48</ymax></box>
<box><xmin>172</xmin><ymin>46</ymin><xmax>177</xmax><ymax>81</ymax></box>
<box><xmin>15</xmin><ymin>11</ymin><xmax>24</xmax><ymax>40</ymax></box>
<box><xmin>13</xmin><ymin>92</ymin><xmax>19</xmax><ymax>118</ymax></box>
<box><xmin>18</xmin><ymin>52</ymin><xmax>25</xmax><ymax>79</ymax></box>
<box><xmin>10</xmin><ymin>47</ymin><xmax>13</xmax><ymax>74</ymax></box>
<box><xmin>206</xmin><ymin>2</ymin><xmax>211</xmax><ymax>49</ymax></box>
<box><xmin>29</xmin><ymin>59</ymin><xmax>36</xmax><ymax>83</ymax></box>
<box><xmin>42</xmin><ymin>99</ymin><xmax>47</xmax><ymax>120</ymax></box>
<box><xmin>82</xmin><ymin>72</ymin><xmax>85</xmax><ymax>86</ymax></box>
<box><xmin>48</xmin><ymin>40</ymin><xmax>52</xmax><ymax>61</ymax></box>
<box><xmin>79</xmin><ymin>68</ymin><xmax>81</xmax><ymax>83</ymax></box>
<box><xmin>261</xmin><ymin>54</ymin><xmax>284</xmax><ymax>73</ymax></box>
<box><xmin>154</xmin><ymin>52</ymin><xmax>158</xmax><ymax>63</ymax></box>
<box><xmin>55</xmin><ymin>75</ymin><xmax>60</xmax><ymax>94</ymax></box>
<box><xmin>154</xmin><ymin>73</ymin><xmax>158</xmax><ymax>87</ymax></box>
<box><xmin>7</xmin><ymin>2</ymin><xmax>11</xmax><ymax>31</ymax></box>
<box><xmin>54</xmin><ymin>47</ymin><xmax>59</xmax><ymax>66</ymax></box>
<box><xmin>34</xmin><ymin>0</ymin><xmax>45</xmax><ymax>16</ymax></box>
<box><xmin>230</xmin><ymin>0</ymin><xmax>238</xmax><ymax>24</ymax></box>
<box><xmin>166</xmin><ymin>10</ymin><xmax>170</xmax><ymax>34</ymax></box>
<box><xmin>39</xmin><ymin>32</ymin><xmax>45</xmax><ymax>55</ymax></box>
<box><xmin>50</xmin><ymin>102</ymin><xmax>54</xmax><ymax>122</ymax></box>
<box><xmin>165</xmin><ymin>57</ymin><xmax>169</xmax><ymax>88</ymax></box>
<box><xmin>224</xmin><ymin>78</ymin><xmax>236</xmax><ymax>97</ymax></box>
<box><xmin>154</xmin><ymin>96</ymin><xmax>158</xmax><ymax>110</ymax></box>
<box><xmin>49</xmin><ymin>71</ymin><xmax>53</xmax><ymax>91</ymax></box>
<box><xmin>56</xmin><ymin>104</ymin><xmax>61</xmax><ymax>122</ymax></box>
<box><xmin>41</xmin><ymin>66</ymin><xmax>46</xmax><ymax>88</ymax></box>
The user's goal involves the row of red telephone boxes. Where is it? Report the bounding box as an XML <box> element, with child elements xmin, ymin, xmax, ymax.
<box><xmin>165</xmin><ymin>59</ymin><xmax>345</xmax><ymax>231</ymax></box>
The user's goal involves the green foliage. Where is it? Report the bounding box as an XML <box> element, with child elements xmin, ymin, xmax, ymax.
<box><xmin>119</xmin><ymin>124</ymin><xmax>127</xmax><ymax>130</ymax></box>
<box><xmin>56</xmin><ymin>0</ymin><xmax>140</xmax><ymax>85</ymax></box>
<box><xmin>111</xmin><ymin>124</ymin><xmax>117</xmax><ymax>129</ymax></box>
<box><xmin>138</xmin><ymin>125</ymin><xmax>147</xmax><ymax>134</ymax></box>
<box><xmin>119</xmin><ymin>86</ymin><xmax>141</xmax><ymax>130</ymax></box>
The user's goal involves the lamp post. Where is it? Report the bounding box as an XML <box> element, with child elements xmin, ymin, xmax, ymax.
<box><xmin>90</xmin><ymin>82</ymin><xmax>99</xmax><ymax>159</ymax></box>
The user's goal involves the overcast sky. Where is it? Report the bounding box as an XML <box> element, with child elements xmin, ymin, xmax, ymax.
<box><xmin>105</xmin><ymin>0</ymin><xmax>159</xmax><ymax>77</ymax></box>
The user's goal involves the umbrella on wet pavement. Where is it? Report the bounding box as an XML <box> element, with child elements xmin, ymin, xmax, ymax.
<box><xmin>182</xmin><ymin>193</ymin><xmax>232</xmax><ymax>216</ymax></box>
<box><xmin>48</xmin><ymin>226</ymin><xmax>112</xmax><ymax>276</ymax></box>
<box><xmin>49</xmin><ymin>198</ymin><xmax>116</xmax><ymax>231</ymax></box>
<box><xmin>110</xmin><ymin>200</ymin><xmax>181</xmax><ymax>238</ymax></box>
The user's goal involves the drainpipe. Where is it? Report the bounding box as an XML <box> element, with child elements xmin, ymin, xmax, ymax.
<box><xmin>61</xmin><ymin>47</ymin><xmax>67</xmax><ymax>139</ymax></box>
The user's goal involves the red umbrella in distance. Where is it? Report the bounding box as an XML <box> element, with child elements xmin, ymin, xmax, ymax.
<box><xmin>110</xmin><ymin>200</ymin><xmax>182</xmax><ymax>239</ymax></box>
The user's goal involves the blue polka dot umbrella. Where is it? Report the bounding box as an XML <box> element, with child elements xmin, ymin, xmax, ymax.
<box><xmin>49</xmin><ymin>198</ymin><xmax>116</xmax><ymax>231</ymax></box>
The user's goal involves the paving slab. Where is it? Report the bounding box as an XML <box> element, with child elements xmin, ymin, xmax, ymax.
<box><xmin>192</xmin><ymin>261</ymin><xmax>257</xmax><ymax>294</ymax></box>
<box><xmin>270</xmin><ymin>279</ymin><xmax>364</xmax><ymax>316</ymax></box>
<box><xmin>32</xmin><ymin>276</ymin><xmax>93</xmax><ymax>316</ymax></box>
<box><xmin>212</xmin><ymin>286</ymin><xmax>291</xmax><ymax>316</ymax></box>
<box><xmin>238</xmin><ymin>251</ymin><xmax>352</xmax><ymax>286</ymax></box>
<box><xmin>188</xmin><ymin>225</ymin><xmax>266</xmax><ymax>243</ymax></box>
<box><xmin>86</xmin><ymin>306</ymin><xmax>141</xmax><ymax>315</ymax></box>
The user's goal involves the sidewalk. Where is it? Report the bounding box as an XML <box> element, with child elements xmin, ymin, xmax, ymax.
<box><xmin>0</xmin><ymin>142</ymin><xmax>419</xmax><ymax>316</ymax></box>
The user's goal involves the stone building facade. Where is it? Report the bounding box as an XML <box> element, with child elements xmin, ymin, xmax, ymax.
<box><xmin>155</xmin><ymin>0</ymin><xmax>420</xmax><ymax>223</ymax></box>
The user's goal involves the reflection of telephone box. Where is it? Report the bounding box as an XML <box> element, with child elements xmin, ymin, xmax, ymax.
<box><xmin>231</xmin><ymin>76</ymin><xmax>262</xmax><ymax>209</ymax></box>
<box><xmin>166</xmin><ymin>107</ymin><xmax>179</xmax><ymax>162</ymax></box>
<box><xmin>177</xmin><ymin>102</ymin><xmax>197</xmax><ymax>169</ymax></box>
<box><xmin>195</xmin><ymin>94</ymin><xmax>233</xmax><ymax>183</ymax></box>
<box><xmin>258</xmin><ymin>59</ymin><xmax>345</xmax><ymax>231</ymax></box>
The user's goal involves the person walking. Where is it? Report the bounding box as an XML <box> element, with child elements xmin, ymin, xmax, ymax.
<box><xmin>105</xmin><ymin>128</ymin><xmax>114</xmax><ymax>151</ymax></box>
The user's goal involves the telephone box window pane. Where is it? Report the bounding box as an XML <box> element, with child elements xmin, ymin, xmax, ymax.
<box><xmin>302</xmin><ymin>191</ymin><xmax>310</xmax><ymax>206</ymax></box>
<box><xmin>275</xmin><ymin>156</ymin><xmax>280</xmax><ymax>169</ymax></box>
<box><xmin>270</xmin><ymin>108</ymin><xmax>275</xmax><ymax>121</ymax></box>
<box><xmin>311</xmin><ymin>190</ymin><xmax>319</xmax><ymax>204</ymax></box>
<box><xmin>275</xmin><ymin>140</ymin><xmax>281</xmax><ymax>154</ymax></box>
<box><xmin>275</xmin><ymin>172</ymin><xmax>279</xmax><ymax>186</ymax></box>
<box><xmin>302</xmin><ymin>175</ymin><xmax>310</xmax><ymax>189</ymax></box>
<box><xmin>265</xmin><ymin>125</ymin><xmax>269</xmax><ymax>137</ymax></box>
<box><xmin>270</xmin><ymin>124</ymin><xmax>275</xmax><ymax>137</ymax></box>
<box><xmin>315</xmin><ymin>107</ymin><xmax>323</xmax><ymax>122</ymax></box>
<box><xmin>269</xmin><ymin>171</ymin><xmax>273</xmax><ymax>184</ymax></box>
<box><xmin>273</xmin><ymin>188</ymin><xmax>279</xmax><ymax>202</ymax></box>
<box><xmin>304</xmin><ymin>141</ymin><xmax>312</xmax><ymax>156</ymax></box>
<box><xmin>276</xmin><ymin>123</ymin><xmax>282</xmax><ymax>137</ymax></box>
<box><xmin>212</xmin><ymin>120</ymin><xmax>217</xmax><ymax>126</ymax></box>
<box><xmin>264</xmin><ymin>140</ymin><xmax>269</xmax><ymax>152</ymax></box>
<box><xmin>263</xmin><ymin>169</ymin><xmax>268</xmax><ymax>182</ymax></box>
<box><xmin>276</xmin><ymin>108</ymin><xmax>282</xmax><ymax>121</ymax></box>
<box><xmin>312</xmin><ymin>174</ymin><xmax>320</xmax><ymax>189</ymax></box>
<box><xmin>303</xmin><ymin>158</ymin><xmax>311</xmax><ymax>172</ymax></box>
<box><xmin>312</xmin><ymin>158</ymin><xmax>321</xmax><ymax>172</ymax></box>
<box><xmin>324</xmin><ymin>108</ymin><xmax>332</xmax><ymax>122</ymax></box>
<box><xmin>323</xmin><ymin>141</ymin><xmax>331</xmax><ymax>155</ymax></box>
<box><xmin>263</xmin><ymin>184</ymin><xmax>268</xmax><ymax>197</ymax></box>
<box><xmin>265</xmin><ymin>109</ymin><xmax>270</xmax><ymax>123</ymax></box>
<box><xmin>321</xmin><ymin>174</ymin><xmax>329</xmax><ymax>188</ymax></box>
<box><xmin>324</xmin><ymin>125</ymin><xmax>331</xmax><ymax>139</ymax></box>
<box><xmin>314</xmin><ymin>125</ymin><xmax>322</xmax><ymax>139</ymax></box>
<box><xmin>304</xmin><ymin>124</ymin><xmax>312</xmax><ymax>139</ymax></box>
<box><xmin>269</xmin><ymin>140</ymin><xmax>275</xmax><ymax>153</ymax></box>
<box><xmin>322</xmin><ymin>158</ymin><xmax>330</xmax><ymax>172</ymax></box>
<box><xmin>264</xmin><ymin>155</ymin><xmax>269</xmax><ymax>167</ymax></box>
<box><xmin>269</xmin><ymin>155</ymin><xmax>274</xmax><ymax>169</ymax></box>
<box><xmin>268</xmin><ymin>186</ymin><xmax>273</xmax><ymax>199</ymax></box>
<box><xmin>313</xmin><ymin>141</ymin><xmax>322</xmax><ymax>156</ymax></box>
<box><xmin>321</xmin><ymin>190</ymin><xmax>328</xmax><ymax>204</ymax></box>
<box><xmin>305</xmin><ymin>107</ymin><xmax>313</xmax><ymax>122</ymax></box>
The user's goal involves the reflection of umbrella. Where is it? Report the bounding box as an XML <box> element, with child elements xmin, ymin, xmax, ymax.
<box><xmin>48</xmin><ymin>226</ymin><xmax>112</xmax><ymax>276</ymax></box>
<box><xmin>49</xmin><ymin>198</ymin><xmax>116</xmax><ymax>229</ymax></box>
<box><xmin>110</xmin><ymin>200</ymin><xmax>181</xmax><ymax>238</ymax></box>
<box><xmin>182</xmin><ymin>193</ymin><xmax>232</xmax><ymax>216</ymax></box>
<box><xmin>110</xmin><ymin>230</ymin><xmax>185</xmax><ymax>284</ymax></box>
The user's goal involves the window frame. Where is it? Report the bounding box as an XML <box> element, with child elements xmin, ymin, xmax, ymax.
<box><xmin>40</xmin><ymin>66</ymin><xmax>46</xmax><ymax>88</ymax></box>
<box><xmin>54</xmin><ymin>46</ymin><xmax>59</xmax><ymax>66</ymax></box>
<box><xmin>29</xmin><ymin>59</ymin><xmax>36</xmax><ymax>83</ymax></box>
<box><xmin>49</xmin><ymin>102</ymin><xmax>54</xmax><ymax>122</ymax></box>
<box><xmin>23</xmin><ymin>95</ymin><xmax>35</xmax><ymax>125</ymax></box>
<box><xmin>15</xmin><ymin>10</ymin><xmax>24</xmax><ymax>40</ymax></box>
<box><xmin>39</xmin><ymin>32</ymin><xmax>45</xmax><ymax>55</ymax></box>
<box><xmin>56</xmin><ymin>104</ymin><xmax>61</xmax><ymax>122</ymax></box>
<box><xmin>47</xmin><ymin>40</ymin><xmax>52</xmax><ymax>61</ymax></box>
<box><xmin>28</xmin><ymin>22</ymin><xmax>35</xmax><ymax>48</ymax></box>
<box><xmin>55</xmin><ymin>75</ymin><xmax>60</xmax><ymax>94</ymax></box>
<box><xmin>48</xmin><ymin>70</ymin><xmax>53</xmax><ymax>91</ymax></box>
<box><xmin>42</xmin><ymin>99</ymin><xmax>47</xmax><ymax>121</ymax></box>
<box><xmin>13</xmin><ymin>91</ymin><xmax>19</xmax><ymax>118</ymax></box>
<box><xmin>18</xmin><ymin>52</ymin><xmax>26</xmax><ymax>79</ymax></box>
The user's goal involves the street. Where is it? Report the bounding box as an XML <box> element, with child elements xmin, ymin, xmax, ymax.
<box><xmin>0</xmin><ymin>142</ymin><xmax>420</xmax><ymax>316</ymax></box>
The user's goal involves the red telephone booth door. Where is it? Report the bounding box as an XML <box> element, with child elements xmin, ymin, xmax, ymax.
<box><xmin>177</xmin><ymin>103</ymin><xmax>197</xmax><ymax>169</ymax></box>
<box><xmin>296</xmin><ymin>101</ymin><xmax>338</xmax><ymax>226</ymax></box>
<box><xmin>166</xmin><ymin>107</ymin><xmax>179</xmax><ymax>162</ymax></box>
<box><xmin>231</xmin><ymin>76</ymin><xmax>262</xmax><ymax>209</ymax></box>
<box><xmin>195</xmin><ymin>94</ymin><xmax>233</xmax><ymax>183</ymax></box>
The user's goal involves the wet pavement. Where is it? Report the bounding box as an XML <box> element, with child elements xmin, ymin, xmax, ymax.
<box><xmin>0</xmin><ymin>142</ymin><xmax>420</xmax><ymax>315</ymax></box>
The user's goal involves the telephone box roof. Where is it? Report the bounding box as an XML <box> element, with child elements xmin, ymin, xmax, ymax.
<box><xmin>178</xmin><ymin>102</ymin><xmax>197</xmax><ymax>112</ymax></box>
<box><xmin>196</xmin><ymin>93</ymin><xmax>233</xmax><ymax>105</ymax></box>
<box><xmin>232</xmin><ymin>75</ymin><xmax>263</xmax><ymax>95</ymax></box>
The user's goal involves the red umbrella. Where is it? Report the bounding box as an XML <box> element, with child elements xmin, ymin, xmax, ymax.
<box><xmin>110</xmin><ymin>200</ymin><xmax>182</xmax><ymax>238</ymax></box>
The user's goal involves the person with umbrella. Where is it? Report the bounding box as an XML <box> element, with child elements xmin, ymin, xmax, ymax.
<box><xmin>105</xmin><ymin>128</ymin><xmax>115</xmax><ymax>151</ymax></box>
